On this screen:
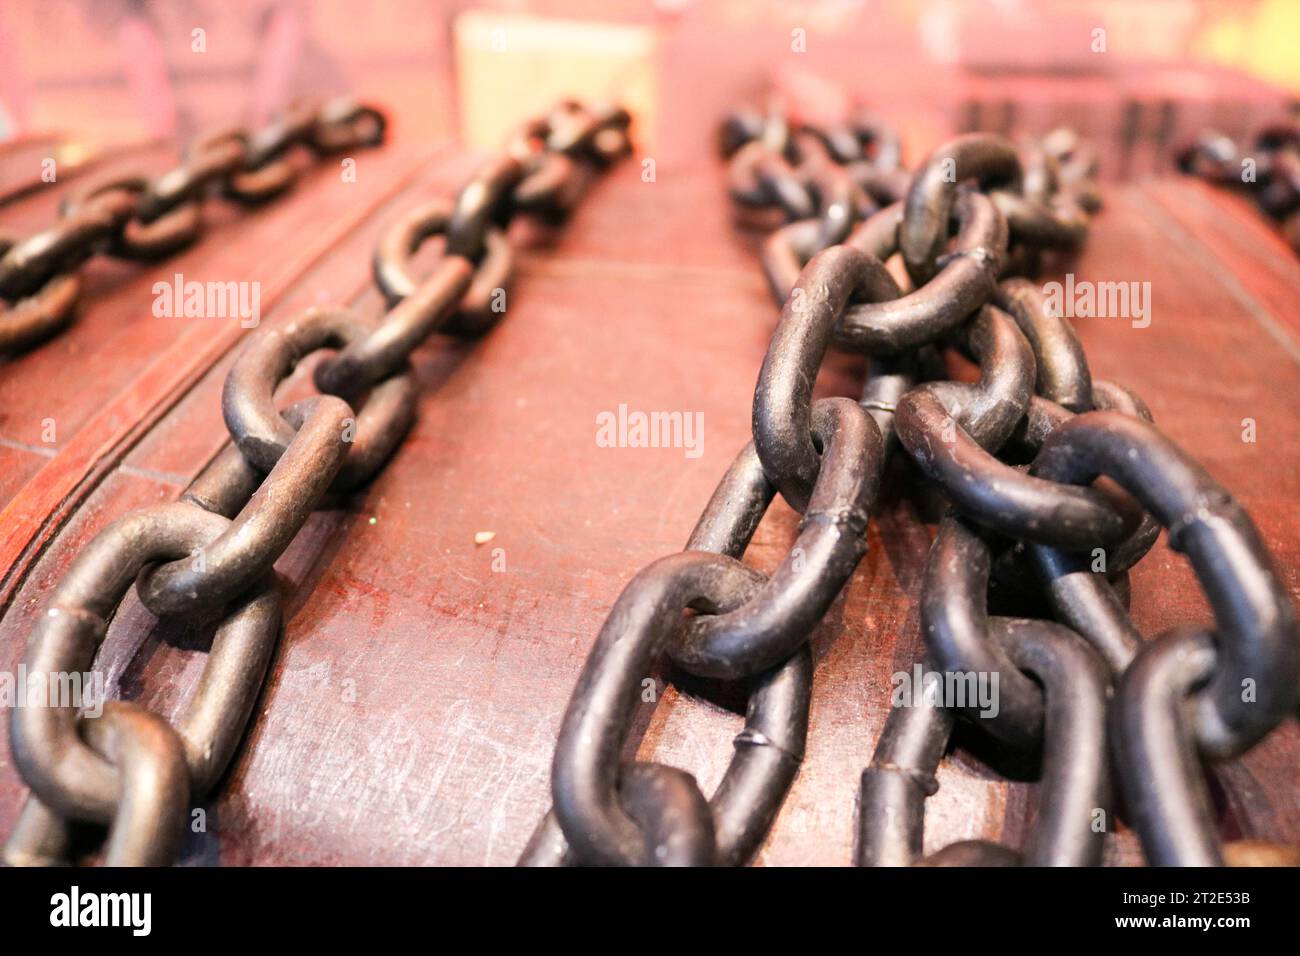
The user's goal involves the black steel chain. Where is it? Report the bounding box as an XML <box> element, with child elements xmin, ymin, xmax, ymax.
<box><xmin>523</xmin><ymin>98</ymin><xmax>1298</xmax><ymax>867</ymax></box>
<box><xmin>2</xmin><ymin>100</ymin><xmax>630</xmax><ymax>866</ymax></box>
<box><xmin>0</xmin><ymin>98</ymin><xmax>387</xmax><ymax>356</ymax></box>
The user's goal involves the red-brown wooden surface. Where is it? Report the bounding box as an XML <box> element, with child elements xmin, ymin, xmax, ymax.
<box><xmin>2</xmin><ymin>6</ymin><xmax>1299</xmax><ymax>862</ymax></box>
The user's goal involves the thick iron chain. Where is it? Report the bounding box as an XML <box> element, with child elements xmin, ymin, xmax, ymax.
<box><xmin>525</xmin><ymin>97</ymin><xmax>1298</xmax><ymax>867</ymax></box>
<box><xmin>2</xmin><ymin>100</ymin><xmax>629</xmax><ymax>867</ymax></box>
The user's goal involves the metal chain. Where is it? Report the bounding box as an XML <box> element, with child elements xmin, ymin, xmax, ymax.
<box><xmin>523</xmin><ymin>97</ymin><xmax>1299</xmax><ymax>867</ymax></box>
<box><xmin>2</xmin><ymin>99</ymin><xmax>630</xmax><ymax>867</ymax></box>
<box><xmin>1178</xmin><ymin>119</ymin><xmax>1300</xmax><ymax>255</ymax></box>
<box><xmin>0</xmin><ymin>98</ymin><xmax>387</xmax><ymax>356</ymax></box>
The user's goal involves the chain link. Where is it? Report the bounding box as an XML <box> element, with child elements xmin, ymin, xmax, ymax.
<box><xmin>2</xmin><ymin>99</ymin><xmax>629</xmax><ymax>867</ymax></box>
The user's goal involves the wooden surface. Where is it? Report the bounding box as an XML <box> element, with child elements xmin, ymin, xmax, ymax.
<box><xmin>1</xmin><ymin>118</ymin><xmax>1299</xmax><ymax>865</ymax></box>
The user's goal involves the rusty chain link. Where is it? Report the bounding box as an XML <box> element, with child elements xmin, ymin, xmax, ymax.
<box><xmin>523</xmin><ymin>96</ymin><xmax>1298</xmax><ymax>867</ymax></box>
<box><xmin>2</xmin><ymin>99</ymin><xmax>630</xmax><ymax>867</ymax></box>
<box><xmin>0</xmin><ymin>98</ymin><xmax>386</xmax><ymax>356</ymax></box>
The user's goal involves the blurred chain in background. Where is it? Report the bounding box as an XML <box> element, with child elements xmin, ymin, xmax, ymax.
<box><xmin>1178</xmin><ymin>117</ymin><xmax>1300</xmax><ymax>254</ymax></box>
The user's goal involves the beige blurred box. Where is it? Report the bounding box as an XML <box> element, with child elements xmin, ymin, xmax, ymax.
<box><xmin>453</xmin><ymin>10</ymin><xmax>657</xmax><ymax>150</ymax></box>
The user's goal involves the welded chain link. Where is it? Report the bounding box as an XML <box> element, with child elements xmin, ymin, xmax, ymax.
<box><xmin>2</xmin><ymin>100</ymin><xmax>629</xmax><ymax>867</ymax></box>
<box><xmin>0</xmin><ymin>98</ymin><xmax>386</xmax><ymax>356</ymax></box>
<box><xmin>1177</xmin><ymin>119</ymin><xmax>1300</xmax><ymax>255</ymax></box>
<box><xmin>524</xmin><ymin>96</ymin><xmax>1298</xmax><ymax>867</ymax></box>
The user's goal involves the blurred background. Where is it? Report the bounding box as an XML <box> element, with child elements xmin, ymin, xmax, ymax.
<box><xmin>1</xmin><ymin>0</ymin><xmax>1298</xmax><ymax>180</ymax></box>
